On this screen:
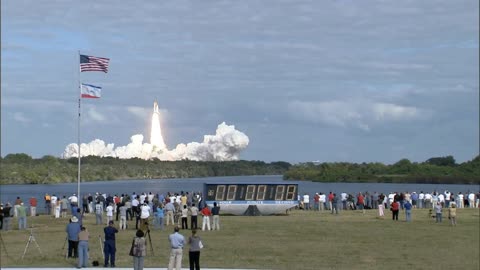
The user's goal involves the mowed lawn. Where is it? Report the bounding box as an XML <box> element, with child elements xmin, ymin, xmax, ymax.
<box><xmin>0</xmin><ymin>208</ymin><xmax>479</xmax><ymax>270</ymax></box>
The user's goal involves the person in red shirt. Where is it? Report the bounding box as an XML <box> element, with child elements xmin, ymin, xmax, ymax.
<box><xmin>29</xmin><ymin>197</ymin><xmax>38</xmax><ymax>217</ymax></box>
<box><xmin>357</xmin><ymin>193</ymin><xmax>365</xmax><ymax>214</ymax></box>
<box><xmin>391</xmin><ymin>200</ymin><xmax>400</xmax><ymax>221</ymax></box>
<box><xmin>200</xmin><ymin>206</ymin><xmax>211</xmax><ymax>231</ymax></box>
<box><xmin>328</xmin><ymin>192</ymin><xmax>334</xmax><ymax>211</ymax></box>
<box><xmin>313</xmin><ymin>193</ymin><xmax>320</xmax><ymax>211</ymax></box>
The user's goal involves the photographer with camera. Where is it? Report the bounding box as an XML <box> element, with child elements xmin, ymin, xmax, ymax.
<box><xmin>140</xmin><ymin>202</ymin><xmax>151</xmax><ymax>232</ymax></box>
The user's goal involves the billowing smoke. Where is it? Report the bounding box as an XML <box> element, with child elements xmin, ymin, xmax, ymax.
<box><xmin>62</xmin><ymin>122</ymin><xmax>249</xmax><ymax>161</ymax></box>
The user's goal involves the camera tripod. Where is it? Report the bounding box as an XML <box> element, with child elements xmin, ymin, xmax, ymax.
<box><xmin>61</xmin><ymin>236</ymin><xmax>69</xmax><ymax>259</ymax></box>
<box><xmin>22</xmin><ymin>227</ymin><xmax>42</xmax><ymax>259</ymax></box>
<box><xmin>0</xmin><ymin>233</ymin><xmax>9</xmax><ymax>257</ymax></box>
<box><xmin>143</xmin><ymin>221</ymin><xmax>154</xmax><ymax>255</ymax></box>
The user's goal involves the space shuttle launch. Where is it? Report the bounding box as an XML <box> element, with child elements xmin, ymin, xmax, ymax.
<box><xmin>150</xmin><ymin>99</ymin><xmax>166</xmax><ymax>149</ymax></box>
<box><xmin>63</xmin><ymin>99</ymin><xmax>249</xmax><ymax>161</ymax></box>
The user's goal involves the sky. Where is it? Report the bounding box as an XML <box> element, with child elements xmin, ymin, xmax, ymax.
<box><xmin>1</xmin><ymin>0</ymin><xmax>479</xmax><ymax>164</ymax></box>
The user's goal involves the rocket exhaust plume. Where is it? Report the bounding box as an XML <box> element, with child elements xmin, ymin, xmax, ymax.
<box><xmin>62</xmin><ymin>100</ymin><xmax>249</xmax><ymax>161</ymax></box>
<box><xmin>150</xmin><ymin>99</ymin><xmax>166</xmax><ymax>149</ymax></box>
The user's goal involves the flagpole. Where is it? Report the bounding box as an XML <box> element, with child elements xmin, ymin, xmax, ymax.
<box><xmin>77</xmin><ymin>51</ymin><xmax>81</xmax><ymax>201</ymax></box>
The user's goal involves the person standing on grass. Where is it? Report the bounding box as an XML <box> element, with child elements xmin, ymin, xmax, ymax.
<box><xmin>181</xmin><ymin>205</ymin><xmax>189</xmax><ymax>230</ymax></box>
<box><xmin>77</xmin><ymin>226</ymin><xmax>89</xmax><ymax>268</ymax></box>
<box><xmin>61</xmin><ymin>196</ymin><xmax>69</xmax><ymax>218</ymax></box>
<box><xmin>188</xmin><ymin>229</ymin><xmax>202</xmax><ymax>270</ymax></box>
<box><xmin>44</xmin><ymin>193</ymin><xmax>51</xmax><ymax>215</ymax></box>
<box><xmin>155</xmin><ymin>204</ymin><xmax>165</xmax><ymax>230</ymax></box>
<box><xmin>17</xmin><ymin>203</ymin><xmax>27</xmax><ymax>230</ymax></box>
<box><xmin>29</xmin><ymin>196</ymin><xmax>37</xmax><ymax>217</ymax></box>
<box><xmin>448</xmin><ymin>203</ymin><xmax>457</xmax><ymax>226</ymax></box>
<box><xmin>190</xmin><ymin>203</ymin><xmax>199</xmax><ymax>230</ymax></box>
<box><xmin>211</xmin><ymin>202</ymin><xmax>221</xmax><ymax>231</ymax></box>
<box><xmin>0</xmin><ymin>203</ymin><xmax>4</xmax><ymax>230</ymax></box>
<box><xmin>404</xmin><ymin>200</ymin><xmax>412</xmax><ymax>222</ymax></box>
<box><xmin>103</xmin><ymin>220</ymin><xmax>118</xmax><ymax>267</ymax></box>
<box><xmin>435</xmin><ymin>202</ymin><xmax>443</xmax><ymax>223</ymax></box>
<box><xmin>66</xmin><ymin>216</ymin><xmax>81</xmax><ymax>258</ymax></box>
<box><xmin>390</xmin><ymin>200</ymin><xmax>400</xmax><ymax>221</ymax></box>
<box><xmin>95</xmin><ymin>200</ymin><xmax>103</xmax><ymax>225</ymax></box>
<box><xmin>14</xmin><ymin>197</ymin><xmax>22</xmax><ymax>217</ymax></box>
<box><xmin>313</xmin><ymin>193</ymin><xmax>320</xmax><ymax>211</ymax></box>
<box><xmin>119</xmin><ymin>203</ymin><xmax>127</xmax><ymax>230</ymax></box>
<box><xmin>140</xmin><ymin>202</ymin><xmax>151</xmax><ymax>231</ymax></box>
<box><xmin>165</xmin><ymin>200</ymin><xmax>176</xmax><ymax>226</ymax></box>
<box><xmin>132</xmin><ymin>229</ymin><xmax>147</xmax><ymax>270</ymax></box>
<box><xmin>328</xmin><ymin>192</ymin><xmax>334</xmax><ymax>211</ymax></box>
<box><xmin>106</xmin><ymin>203</ymin><xmax>114</xmax><ymax>225</ymax></box>
<box><xmin>168</xmin><ymin>226</ymin><xmax>185</xmax><ymax>270</ymax></box>
<box><xmin>2</xmin><ymin>203</ymin><xmax>12</xmax><ymax>230</ymax></box>
<box><xmin>303</xmin><ymin>193</ymin><xmax>310</xmax><ymax>210</ymax></box>
<box><xmin>200</xmin><ymin>205</ymin><xmax>211</xmax><ymax>231</ymax></box>
<box><xmin>356</xmin><ymin>193</ymin><xmax>365</xmax><ymax>214</ymax></box>
<box><xmin>331</xmin><ymin>193</ymin><xmax>339</xmax><ymax>215</ymax></box>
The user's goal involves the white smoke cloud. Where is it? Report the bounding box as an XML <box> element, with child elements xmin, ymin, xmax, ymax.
<box><xmin>62</xmin><ymin>122</ymin><xmax>249</xmax><ymax>161</ymax></box>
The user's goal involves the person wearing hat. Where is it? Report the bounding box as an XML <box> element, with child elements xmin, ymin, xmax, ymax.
<box><xmin>17</xmin><ymin>202</ymin><xmax>27</xmax><ymax>230</ymax></box>
<box><xmin>66</xmin><ymin>216</ymin><xmax>81</xmax><ymax>258</ymax></box>
<box><xmin>103</xmin><ymin>220</ymin><xmax>118</xmax><ymax>267</ymax></box>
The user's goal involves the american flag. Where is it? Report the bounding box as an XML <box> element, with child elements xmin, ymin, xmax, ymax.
<box><xmin>80</xmin><ymin>54</ymin><xmax>110</xmax><ymax>73</ymax></box>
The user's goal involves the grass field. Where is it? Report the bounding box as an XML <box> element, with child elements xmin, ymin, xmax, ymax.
<box><xmin>0</xmin><ymin>208</ymin><xmax>479</xmax><ymax>270</ymax></box>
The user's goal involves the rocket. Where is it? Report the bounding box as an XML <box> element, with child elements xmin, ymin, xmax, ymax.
<box><xmin>150</xmin><ymin>99</ymin><xmax>166</xmax><ymax>149</ymax></box>
<box><xmin>153</xmin><ymin>99</ymin><xmax>159</xmax><ymax>114</ymax></box>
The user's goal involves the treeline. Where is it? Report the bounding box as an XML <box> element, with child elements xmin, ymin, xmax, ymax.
<box><xmin>1</xmin><ymin>154</ymin><xmax>479</xmax><ymax>185</ymax></box>
<box><xmin>283</xmin><ymin>155</ymin><xmax>480</xmax><ymax>184</ymax></box>
<box><xmin>0</xmin><ymin>154</ymin><xmax>291</xmax><ymax>185</ymax></box>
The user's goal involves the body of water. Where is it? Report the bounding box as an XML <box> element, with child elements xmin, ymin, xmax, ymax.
<box><xmin>1</xmin><ymin>175</ymin><xmax>478</xmax><ymax>212</ymax></box>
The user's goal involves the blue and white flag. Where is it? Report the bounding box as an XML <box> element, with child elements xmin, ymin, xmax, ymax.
<box><xmin>80</xmin><ymin>83</ymin><xmax>102</xmax><ymax>98</ymax></box>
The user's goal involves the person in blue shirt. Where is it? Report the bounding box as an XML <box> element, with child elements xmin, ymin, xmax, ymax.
<box><xmin>155</xmin><ymin>204</ymin><xmax>165</xmax><ymax>230</ymax></box>
<box><xmin>104</xmin><ymin>220</ymin><xmax>118</xmax><ymax>267</ymax></box>
<box><xmin>404</xmin><ymin>200</ymin><xmax>413</xmax><ymax>222</ymax></box>
<box><xmin>66</xmin><ymin>216</ymin><xmax>81</xmax><ymax>258</ymax></box>
<box><xmin>168</xmin><ymin>226</ymin><xmax>185</xmax><ymax>270</ymax></box>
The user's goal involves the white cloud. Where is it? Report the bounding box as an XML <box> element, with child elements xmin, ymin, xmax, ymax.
<box><xmin>13</xmin><ymin>112</ymin><xmax>30</xmax><ymax>123</ymax></box>
<box><xmin>63</xmin><ymin>122</ymin><xmax>249</xmax><ymax>161</ymax></box>
<box><xmin>86</xmin><ymin>108</ymin><xmax>106</xmax><ymax>122</ymax></box>
<box><xmin>372</xmin><ymin>103</ymin><xmax>418</xmax><ymax>121</ymax></box>
<box><xmin>288</xmin><ymin>99</ymin><xmax>426</xmax><ymax>130</ymax></box>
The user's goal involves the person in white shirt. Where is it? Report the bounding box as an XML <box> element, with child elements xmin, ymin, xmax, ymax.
<box><xmin>147</xmin><ymin>192</ymin><xmax>154</xmax><ymax>203</ymax></box>
<box><xmin>468</xmin><ymin>192</ymin><xmax>475</xmax><ymax>208</ymax></box>
<box><xmin>69</xmin><ymin>194</ymin><xmax>78</xmax><ymax>215</ymax></box>
<box><xmin>303</xmin><ymin>194</ymin><xmax>310</xmax><ymax>210</ymax></box>
<box><xmin>388</xmin><ymin>193</ymin><xmax>395</xmax><ymax>205</ymax></box>
<box><xmin>424</xmin><ymin>193</ymin><xmax>432</xmax><ymax>209</ymax></box>
<box><xmin>50</xmin><ymin>194</ymin><xmax>58</xmax><ymax>217</ymax></box>
<box><xmin>438</xmin><ymin>194</ymin><xmax>445</xmax><ymax>207</ymax></box>
<box><xmin>319</xmin><ymin>193</ymin><xmax>326</xmax><ymax>211</ymax></box>
<box><xmin>140</xmin><ymin>203</ymin><xmax>151</xmax><ymax>231</ymax></box>
<box><xmin>444</xmin><ymin>190</ymin><xmax>451</xmax><ymax>207</ymax></box>
<box><xmin>418</xmin><ymin>191</ymin><xmax>425</xmax><ymax>208</ymax></box>
<box><xmin>341</xmin><ymin>192</ymin><xmax>348</xmax><ymax>210</ymax></box>
<box><xmin>457</xmin><ymin>193</ymin><xmax>464</xmax><ymax>208</ymax></box>
<box><xmin>106</xmin><ymin>203</ymin><xmax>114</xmax><ymax>224</ymax></box>
<box><xmin>140</xmin><ymin>193</ymin><xmax>146</xmax><ymax>204</ymax></box>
